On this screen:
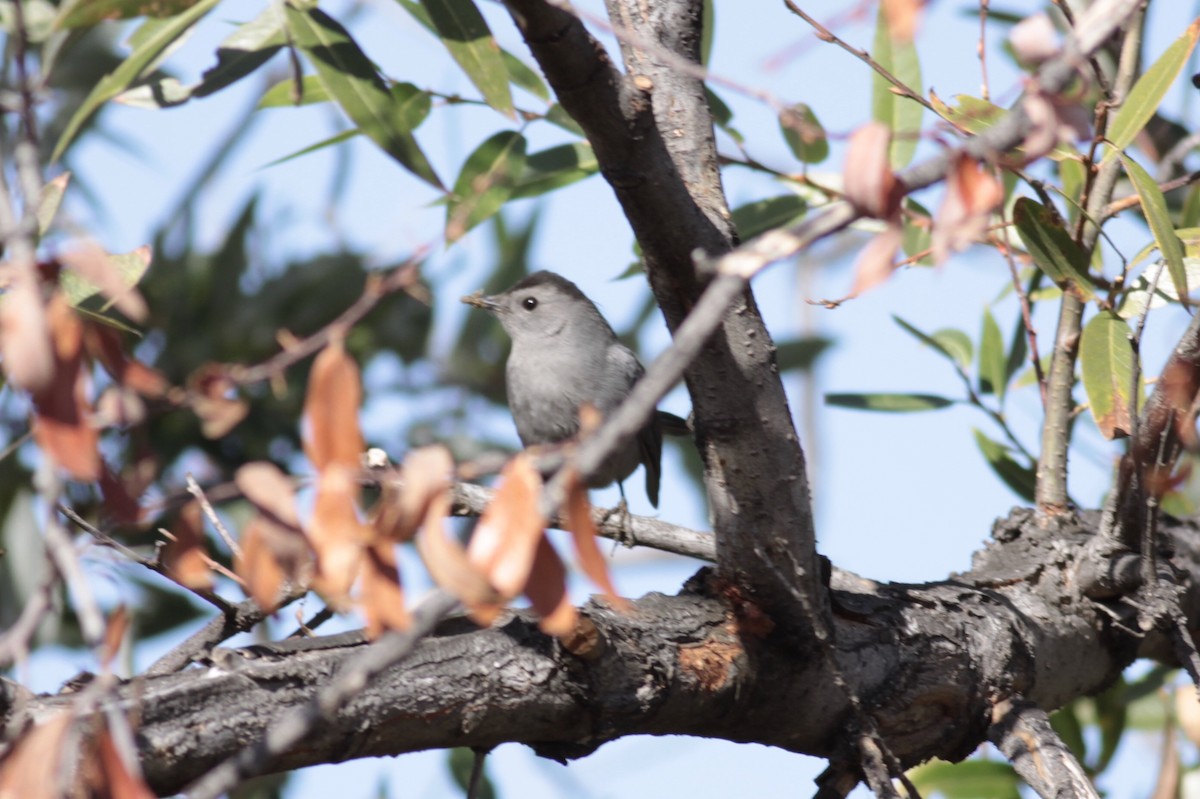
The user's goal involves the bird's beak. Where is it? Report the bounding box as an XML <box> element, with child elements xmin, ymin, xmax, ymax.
<box><xmin>460</xmin><ymin>291</ymin><xmax>505</xmax><ymax>313</ymax></box>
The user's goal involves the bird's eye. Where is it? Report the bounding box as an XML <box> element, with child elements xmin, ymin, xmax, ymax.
<box><xmin>522</xmin><ymin>296</ymin><xmax>538</xmax><ymax>311</ymax></box>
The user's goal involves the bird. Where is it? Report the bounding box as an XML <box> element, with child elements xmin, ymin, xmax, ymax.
<box><xmin>461</xmin><ymin>270</ymin><xmax>687</xmax><ymax>508</ymax></box>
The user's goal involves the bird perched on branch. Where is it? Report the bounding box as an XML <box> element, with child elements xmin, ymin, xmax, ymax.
<box><xmin>462</xmin><ymin>271</ymin><xmax>688</xmax><ymax>507</ymax></box>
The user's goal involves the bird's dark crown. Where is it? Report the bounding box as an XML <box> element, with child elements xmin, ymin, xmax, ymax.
<box><xmin>506</xmin><ymin>270</ymin><xmax>592</xmax><ymax>304</ymax></box>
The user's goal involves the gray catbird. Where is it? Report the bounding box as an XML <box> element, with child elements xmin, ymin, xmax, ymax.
<box><xmin>462</xmin><ymin>271</ymin><xmax>687</xmax><ymax>507</ymax></box>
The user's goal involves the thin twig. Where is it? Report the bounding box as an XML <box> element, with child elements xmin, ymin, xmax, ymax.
<box><xmin>187</xmin><ymin>473</ymin><xmax>240</xmax><ymax>559</ymax></box>
<box><xmin>978</xmin><ymin>0</ymin><xmax>990</xmax><ymax>102</ymax></box>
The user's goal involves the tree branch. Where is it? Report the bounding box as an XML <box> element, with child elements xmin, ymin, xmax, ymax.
<box><xmin>988</xmin><ymin>699</ymin><xmax>1098</xmax><ymax>799</ymax></box>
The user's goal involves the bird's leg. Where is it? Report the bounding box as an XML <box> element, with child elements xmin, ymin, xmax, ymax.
<box><xmin>602</xmin><ymin>482</ymin><xmax>634</xmax><ymax>548</ymax></box>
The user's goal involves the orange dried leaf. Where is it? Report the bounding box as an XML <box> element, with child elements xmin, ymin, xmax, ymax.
<box><xmin>0</xmin><ymin>711</ymin><xmax>72</xmax><ymax>799</ymax></box>
<box><xmin>416</xmin><ymin>491</ymin><xmax>502</xmax><ymax>611</ymax></box>
<box><xmin>881</xmin><ymin>0</ymin><xmax>922</xmax><ymax>42</ymax></box>
<box><xmin>83</xmin><ymin>322</ymin><xmax>168</xmax><ymax>398</ymax></box>
<box><xmin>931</xmin><ymin>153</ymin><xmax>1003</xmax><ymax>263</ymax></box>
<box><xmin>234</xmin><ymin>463</ymin><xmax>313</xmax><ymax>609</ymax></box>
<box><xmin>849</xmin><ymin>223</ymin><xmax>904</xmax><ymax>297</ymax></box>
<box><xmin>525</xmin><ymin>537</ymin><xmax>577</xmax><ymax>636</ymax></box>
<box><xmin>844</xmin><ymin>122</ymin><xmax>899</xmax><ymax>220</ymax></box>
<box><xmin>100</xmin><ymin>604</ymin><xmax>129</xmax><ymax>669</ymax></box>
<box><xmin>32</xmin><ymin>294</ymin><xmax>99</xmax><ymax>481</ymax></box>
<box><xmin>564</xmin><ymin>472</ymin><xmax>628</xmax><ymax>610</ymax></box>
<box><xmin>467</xmin><ymin>454</ymin><xmax>547</xmax><ymax>598</ymax></box>
<box><xmin>235</xmin><ymin>518</ymin><xmax>287</xmax><ymax>612</ymax></box>
<box><xmin>189</xmin><ymin>364</ymin><xmax>247</xmax><ymax>439</ymax></box>
<box><xmin>361</xmin><ymin>540</ymin><xmax>409</xmax><ymax>637</ymax></box>
<box><xmin>235</xmin><ymin>461</ymin><xmax>302</xmax><ymax>529</ymax></box>
<box><xmin>374</xmin><ymin>446</ymin><xmax>455</xmax><ymax>542</ymax></box>
<box><xmin>309</xmin><ymin>465</ymin><xmax>368</xmax><ymax>608</ymax></box>
<box><xmin>304</xmin><ymin>341</ymin><xmax>365</xmax><ymax>470</ymax></box>
<box><xmin>0</xmin><ymin>268</ymin><xmax>53</xmax><ymax>392</ymax></box>
<box><xmin>164</xmin><ymin>500</ymin><xmax>212</xmax><ymax>591</ymax></box>
<box><xmin>95</xmin><ymin>728</ymin><xmax>155</xmax><ymax>799</ymax></box>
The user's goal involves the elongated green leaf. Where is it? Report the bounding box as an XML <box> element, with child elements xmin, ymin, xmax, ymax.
<box><xmin>731</xmin><ymin>195</ymin><xmax>806</xmax><ymax>240</ymax></box>
<box><xmin>284</xmin><ymin>5</ymin><xmax>442</xmax><ymax>189</ymax></box>
<box><xmin>446</xmin><ymin>131</ymin><xmax>526</xmax><ymax>243</ymax></box>
<box><xmin>36</xmin><ymin>173</ymin><xmax>71</xmax><ymax>237</ymax></box>
<box><xmin>1005</xmin><ymin>315</ymin><xmax>1028</xmax><ymax>385</ymax></box>
<box><xmin>545</xmin><ymin>104</ymin><xmax>584</xmax><ymax>136</ymax></box>
<box><xmin>825</xmin><ymin>393</ymin><xmax>953</xmax><ymax>412</ymax></box>
<box><xmin>901</xmin><ymin>198</ymin><xmax>933</xmax><ymax>265</ymax></box>
<box><xmin>50</xmin><ymin>0</ymin><xmax>221</xmax><ymax>162</ymax></box>
<box><xmin>1121</xmin><ymin>154</ymin><xmax>1188</xmax><ymax>301</ymax></box>
<box><xmin>54</xmin><ymin>0</ymin><xmax>198</xmax><ymax>28</ymax></box>
<box><xmin>502</xmin><ymin>51</ymin><xmax>548</xmax><ymax>100</ymax></box>
<box><xmin>893</xmin><ymin>316</ymin><xmax>970</xmax><ymax>371</ymax></box>
<box><xmin>259</xmin><ymin>74</ymin><xmax>329</xmax><ymax>108</ymax></box>
<box><xmin>512</xmin><ymin>142</ymin><xmax>597</xmax><ymax>199</ymax></box>
<box><xmin>978</xmin><ymin>308</ymin><xmax>1006</xmax><ymax>401</ymax></box>
<box><xmin>871</xmin><ymin>5</ymin><xmax>922</xmax><ymax>168</ymax></box>
<box><xmin>1104</xmin><ymin>18</ymin><xmax>1200</xmax><ymax>161</ymax></box>
<box><xmin>775</xmin><ymin>337</ymin><xmax>832</xmax><ymax>372</ymax></box>
<box><xmin>1012</xmin><ymin>197</ymin><xmax>1095</xmax><ymax>298</ymax></box>
<box><xmin>779</xmin><ymin>103</ymin><xmax>829</xmax><ymax>164</ymax></box>
<box><xmin>973</xmin><ymin>429</ymin><xmax>1036</xmax><ymax>502</ymax></box>
<box><xmin>910</xmin><ymin>758</ymin><xmax>1021</xmax><ymax>799</ymax></box>
<box><xmin>930</xmin><ymin>91</ymin><xmax>1072</xmax><ymax>161</ymax></box>
<box><xmin>261</xmin><ymin>129</ymin><xmax>360</xmax><ymax>169</ymax></box>
<box><xmin>1080</xmin><ymin>311</ymin><xmax>1135</xmax><ymax>439</ymax></box>
<box><xmin>419</xmin><ymin>0</ymin><xmax>513</xmax><ymax>117</ymax></box>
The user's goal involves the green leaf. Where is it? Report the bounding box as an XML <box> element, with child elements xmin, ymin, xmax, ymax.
<box><xmin>871</xmin><ymin>5</ymin><xmax>922</xmax><ymax>168</ymax></box>
<box><xmin>901</xmin><ymin>198</ymin><xmax>933</xmax><ymax>265</ymax></box>
<box><xmin>973</xmin><ymin>429</ymin><xmax>1036</xmax><ymax>502</ymax></box>
<box><xmin>1005</xmin><ymin>315</ymin><xmax>1028</xmax><ymax>385</ymax></box>
<box><xmin>501</xmin><ymin>50</ymin><xmax>547</xmax><ymax>100</ymax></box>
<box><xmin>731</xmin><ymin>195</ymin><xmax>807</xmax><ymax>240</ymax></box>
<box><xmin>931</xmin><ymin>92</ymin><xmax>1073</xmax><ymax>160</ymax></box>
<box><xmin>419</xmin><ymin>0</ymin><xmax>513</xmax><ymax>117</ymax></box>
<box><xmin>512</xmin><ymin>142</ymin><xmax>597</xmax><ymax>199</ymax></box>
<box><xmin>699</xmin><ymin>0</ymin><xmax>714</xmax><ymax>66</ymax></box>
<box><xmin>544</xmin><ymin>104</ymin><xmax>584</xmax><ymax>136</ymax></box>
<box><xmin>1120</xmin><ymin>154</ymin><xmax>1188</xmax><ymax>302</ymax></box>
<box><xmin>54</xmin><ymin>0</ymin><xmax>200</xmax><ymax>28</ymax></box>
<box><xmin>825</xmin><ymin>393</ymin><xmax>953</xmax><ymax>412</ymax></box>
<box><xmin>1011</xmin><ymin>197</ymin><xmax>1095</xmax><ymax>299</ymax></box>
<box><xmin>779</xmin><ymin>103</ymin><xmax>829</xmax><ymax>164</ymax></box>
<box><xmin>909</xmin><ymin>758</ymin><xmax>1021</xmax><ymax>799</ymax></box>
<box><xmin>61</xmin><ymin>246</ymin><xmax>153</xmax><ymax>309</ymax></box>
<box><xmin>50</xmin><ymin>0</ymin><xmax>222</xmax><ymax>162</ymax></box>
<box><xmin>775</xmin><ymin>337</ymin><xmax>833</xmax><ymax>372</ymax></box>
<box><xmin>977</xmin><ymin>308</ymin><xmax>1006</xmax><ymax>401</ymax></box>
<box><xmin>260</xmin><ymin>129</ymin><xmax>360</xmax><ymax>169</ymax></box>
<box><xmin>1104</xmin><ymin>19</ymin><xmax>1200</xmax><ymax>161</ymax></box>
<box><xmin>1091</xmin><ymin>678</ymin><xmax>1128</xmax><ymax>774</ymax></box>
<box><xmin>259</xmin><ymin>74</ymin><xmax>329</xmax><ymax>108</ymax></box>
<box><xmin>36</xmin><ymin>172</ymin><xmax>71</xmax><ymax>237</ymax></box>
<box><xmin>706</xmin><ymin>88</ymin><xmax>743</xmax><ymax>144</ymax></box>
<box><xmin>893</xmin><ymin>315</ymin><xmax>972</xmax><ymax>372</ymax></box>
<box><xmin>284</xmin><ymin>5</ymin><xmax>443</xmax><ymax>189</ymax></box>
<box><xmin>446</xmin><ymin>131</ymin><xmax>527</xmax><ymax>243</ymax></box>
<box><xmin>1080</xmin><ymin>310</ymin><xmax>1135</xmax><ymax>439</ymax></box>
<box><xmin>448</xmin><ymin>748</ymin><xmax>496</xmax><ymax>799</ymax></box>
<box><xmin>1049</xmin><ymin>703</ymin><xmax>1088</xmax><ymax>765</ymax></box>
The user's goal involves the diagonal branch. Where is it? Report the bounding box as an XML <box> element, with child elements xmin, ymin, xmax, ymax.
<box><xmin>988</xmin><ymin>700</ymin><xmax>1099</xmax><ymax>799</ymax></box>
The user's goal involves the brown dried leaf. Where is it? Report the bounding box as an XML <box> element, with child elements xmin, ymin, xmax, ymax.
<box><xmin>309</xmin><ymin>465</ymin><xmax>368</xmax><ymax>608</ymax></box>
<box><xmin>362</xmin><ymin>540</ymin><xmax>409</xmax><ymax>637</ymax></box>
<box><xmin>844</xmin><ymin>121</ymin><xmax>900</xmax><ymax>220</ymax></box>
<box><xmin>374</xmin><ymin>446</ymin><xmax>454</xmax><ymax>542</ymax></box>
<box><xmin>99</xmin><ymin>464</ymin><xmax>143</xmax><ymax>525</ymax></box>
<box><xmin>235</xmin><ymin>518</ymin><xmax>287</xmax><ymax>612</ymax></box>
<box><xmin>0</xmin><ymin>711</ymin><xmax>72</xmax><ymax>799</ymax></box>
<box><xmin>95</xmin><ymin>727</ymin><xmax>156</xmax><ymax>799</ymax></box>
<box><xmin>100</xmin><ymin>604</ymin><xmax>129</xmax><ymax>669</ymax></box>
<box><xmin>32</xmin><ymin>294</ymin><xmax>100</xmax><ymax>481</ymax></box>
<box><xmin>234</xmin><ymin>462</ymin><xmax>313</xmax><ymax>609</ymax></box>
<box><xmin>0</xmin><ymin>267</ymin><xmax>53</xmax><ymax>392</ymax></box>
<box><xmin>467</xmin><ymin>453</ymin><xmax>547</xmax><ymax>598</ymax></box>
<box><xmin>59</xmin><ymin>242</ymin><xmax>149</xmax><ymax>322</ymax></box>
<box><xmin>563</xmin><ymin>470</ymin><xmax>628</xmax><ymax>610</ymax></box>
<box><xmin>849</xmin><ymin>222</ymin><xmax>905</xmax><ymax>297</ymax></box>
<box><xmin>188</xmin><ymin>364</ymin><xmax>248</xmax><ymax>439</ymax></box>
<box><xmin>931</xmin><ymin>153</ymin><xmax>1003</xmax><ymax>263</ymax></box>
<box><xmin>235</xmin><ymin>461</ymin><xmax>302</xmax><ymax>529</ymax></box>
<box><xmin>83</xmin><ymin>322</ymin><xmax>168</xmax><ymax>398</ymax></box>
<box><xmin>304</xmin><ymin>341</ymin><xmax>365</xmax><ymax>471</ymax></box>
<box><xmin>525</xmin><ymin>537</ymin><xmax>577</xmax><ymax>636</ymax></box>
<box><xmin>164</xmin><ymin>500</ymin><xmax>212</xmax><ymax>591</ymax></box>
<box><xmin>415</xmin><ymin>490</ymin><xmax>503</xmax><ymax>616</ymax></box>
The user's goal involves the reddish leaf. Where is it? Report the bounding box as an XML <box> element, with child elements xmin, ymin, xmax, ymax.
<box><xmin>236</xmin><ymin>461</ymin><xmax>302</xmax><ymax>529</ymax></box>
<box><xmin>99</xmin><ymin>464</ymin><xmax>144</xmax><ymax>524</ymax></box>
<box><xmin>0</xmin><ymin>712</ymin><xmax>72</xmax><ymax>799</ymax></box>
<box><xmin>849</xmin><ymin>222</ymin><xmax>905</xmax><ymax>297</ymax></box>
<box><xmin>304</xmin><ymin>341</ymin><xmax>365</xmax><ymax>471</ymax></box>
<box><xmin>361</xmin><ymin>540</ymin><xmax>409</xmax><ymax>637</ymax></box>
<box><xmin>563</xmin><ymin>471</ymin><xmax>628</xmax><ymax>610</ymax></box>
<box><xmin>309</xmin><ymin>465</ymin><xmax>368</xmax><ymax>609</ymax></box>
<box><xmin>164</xmin><ymin>500</ymin><xmax>212</xmax><ymax>591</ymax></box>
<box><xmin>931</xmin><ymin>154</ymin><xmax>1003</xmax><ymax>263</ymax></box>
<box><xmin>188</xmin><ymin>364</ymin><xmax>247</xmax><ymax>439</ymax></box>
<box><xmin>0</xmin><ymin>267</ymin><xmax>53</xmax><ymax>392</ymax></box>
<box><xmin>32</xmin><ymin>294</ymin><xmax>100</xmax><ymax>481</ymax></box>
<box><xmin>58</xmin><ymin>242</ymin><xmax>149</xmax><ymax>322</ymax></box>
<box><xmin>84</xmin><ymin>322</ymin><xmax>168</xmax><ymax>398</ymax></box>
<box><xmin>524</xmin><ymin>537</ymin><xmax>577</xmax><ymax>636</ymax></box>
<box><xmin>467</xmin><ymin>453</ymin><xmax>547</xmax><ymax>599</ymax></box>
<box><xmin>100</xmin><ymin>604</ymin><xmax>129</xmax><ymax>670</ymax></box>
<box><xmin>415</xmin><ymin>487</ymin><xmax>502</xmax><ymax>619</ymax></box>
<box><xmin>844</xmin><ymin>122</ymin><xmax>900</xmax><ymax>220</ymax></box>
<box><xmin>235</xmin><ymin>518</ymin><xmax>287</xmax><ymax>612</ymax></box>
<box><xmin>95</xmin><ymin>728</ymin><xmax>155</xmax><ymax>799</ymax></box>
<box><xmin>234</xmin><ymin>462</ymin><xmax>313</xmax><ymax>610</ymax></box>
<box><xmin>374</xmin><ymin>446</ymin><xmax>455</xmax><ymax>542</ymax></box>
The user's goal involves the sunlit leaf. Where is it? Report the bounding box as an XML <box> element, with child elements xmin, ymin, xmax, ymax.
<box><xmin>258</xmin><ymin>74</ymin><xmax>329</xmax><ymax>108</ymax></box>
<box><xmin>512</xmin><ymin>142</ymin><xmax>598</xmax><ymax>199</ymax></box>
<box><xmin>51</xmin><ymin>0</ymin><xmax>222</xmax><ymax>161</ymax></box>
<box><xmin>909</xmin><ymin>758</ymin><xmax>1021</xmax><ymax>799</ymax></box>
<box><xmin>1120</xmin><ymin>154</ymin><xmax>1188</xmax><ymax>302</ymax></box>
<box><xmin>872</xmin><ymin>2</ymin><xmax>922</xmax><ymax>168</ymax></box>
<box><xmin>825</xmin><ymin>392</ymin><xmax>953</xmax><ymax>412</ymax></box>
<box><xmin>54</xmin><ymin>0</ymin><xmax>200</xmax><ymax>28</ymax></box>
<box><xmin>1080</xmin><ymin>311</ymin><xmax>1135</xmax><ymax>439</ymax></box>
<box><xmin>1104</xmin><ymin>18</ymin><xmax>1200</xmax><ymax>160</ymax></box>
<box><xmin>419</xmin><ymin>0</ymin><xmax>513</xmax><ymax>117</ymax></box>
<box><xmin>446</xmin><ymin>131</ymin><xmax>526</xmax><ymax>243</ymax></box>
